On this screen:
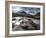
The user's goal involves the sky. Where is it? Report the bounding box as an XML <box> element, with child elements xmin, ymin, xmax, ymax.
<box><xmin>12</xmin><ymin>7</ymin><xmax>40</xmax><ymax>15</ymax></box>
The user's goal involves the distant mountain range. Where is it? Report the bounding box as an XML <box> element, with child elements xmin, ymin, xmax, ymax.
<box><xmin>16</xmin><ymin>11</ymin><xmax>26</xmax><ymax>14</ymax></box>
<box><xmin>12</xmin><ymin>10</ymin><xmax>40</xmax><ymax>16</ymax></box>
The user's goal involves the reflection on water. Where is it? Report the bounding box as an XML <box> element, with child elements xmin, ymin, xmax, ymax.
<box><xmin>12</xmin><ymin>17</ymin><xmax>40</xmax><ymax>31</ymax></box>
